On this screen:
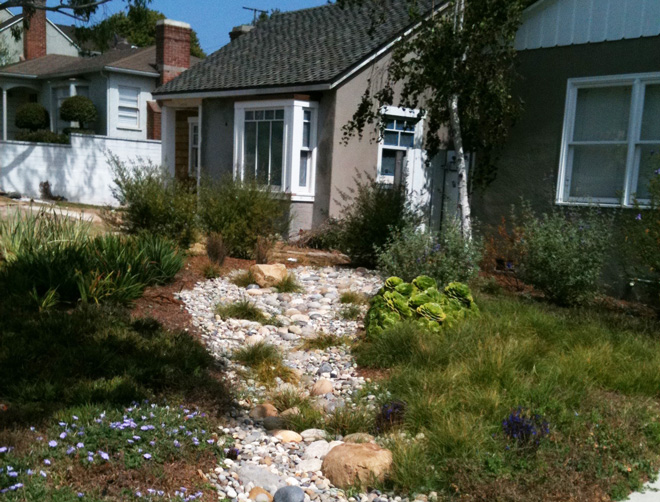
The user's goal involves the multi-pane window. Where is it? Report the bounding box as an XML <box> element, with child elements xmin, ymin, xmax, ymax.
<box><xmin>189</xmin><ymin>120</ymin><xmax>199</xmax><ymax>178</ymax></box>
<box><xmin>559</xmin><ymin>74</ymin><xmax>660</xmax><ymax>205</ymax></box>
<box><xmin>299</xmin><ymin>109</ymin><xmax>312</xmax><ymax>188</ymax></box>
<box><xmin>244</xmin><ymin>109</ymin><xmax>284</xmax><ymax>187</ymax></box>
<box><xmin>118</xmin><ymin>86</ymin><xmax>140</xmax><ymax>128</ymax></box>
<box><xmin>379</xmin><ymin>118</ymin><xmax>417</xmax><ymax>182</ymax></box>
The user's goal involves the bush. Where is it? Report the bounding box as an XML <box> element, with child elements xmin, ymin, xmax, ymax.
<box><xmin>335</xmin><ymin>174</ymin><xmax>419</xmax><ymax>268</ymax></box>
<box><xmin>515</xmin><ymin>203</ymin><xmax>611</xmax><ymax>306</ymax></box>
<box><xmin>377</xmin><ymin>220</ymin><xmax>481</xmax><ymax>286</ymax></box>
<box><xmin>15</xmin><ymin>103</ymin><xmax>49</xmax><ymax>131</ymax></box>
<box><xmin>15</xmin><ymin>129</ymin><xmax>68</xmax><ymax>144</ymax></box>
<box><xmin>60</xmin><ymin>95</ymin><xmax>97</xmax><ymax>129</ymax></box>
<box><xmin>110</xmin><ymin>156</ymin><xmax>198</xmax><ymax>248</ymax></box>
<box><xmin>206</xmin><ymin>232</ymin><xmax>227</xmax><ymax>265</ymax></box>
<box><xmin>198</xmin><ymin>177</ymin><xmax>290</xmax><ymax>259</ymax></box>
<box><xmin>295</xmin><ymin>218</ymin><xmax>344</xmax><ymax>250</ymax></box>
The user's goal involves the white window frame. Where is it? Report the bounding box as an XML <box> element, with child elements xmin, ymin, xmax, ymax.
<box><xmin>117</xmin><ymin>85</ymin><xmax>141</xmax><ymax>131</ymax></box>
<box><xmin>377</xmin><ymin>106</ymin><xmax>424</xmax><ymax>185</ymax></box>
<box><xmin>188</xmin><ymin>116</ymin><xmax>199</xmax><ymax>178</ymax></box>
<box><xmin>234</xmin><ymin>99</ymin><xmax>318</xmax><ymax>202</ymax></box>
<box><xmin>557</xmin><ymin>72</ymin><xmax>660</xmax><ymax>208</ymax></box>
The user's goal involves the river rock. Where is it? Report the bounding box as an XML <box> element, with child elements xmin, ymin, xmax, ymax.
<box><xmin>249</xmin><ymin>403</ymin><xmax>279</xmax><ymax>420</ymax></box>
<box><xmin>273</xmin><ymin>430</ymin><xmax>303</xmax><ymax>443</ymax></box>
<box><xmin>321</xmin><ymin>443</ymin><xmax>393</xmax><ymax>489</ymax></box>
<box><xmin>237</xmin><ymin>465</ymin><xmax>286</xmax><ymax>493</ymax></box>
<box><xmin>310</xmin><ymin>379</ymin><xmax>332</xmax><ymax>396</ymax></box>
<box><xmin>300</xmin><ymin>429</ymin><xmax>327</xmax><ymax>441</ymax></box>
<box><xmin>303</xmin><ymin>440</ymin><xmax>331</xmax><ymax>460</ymax></box>
<box><xmin>343</xmin><ymin>433</ymin><xmax>376</xmax><ymax>444</ymax></box>
<box><xmin>263</xmin><ymin>416</ymin><xmax>286</xmax><ymax>430</ymax></box>
<box><xmin>249</xmin><ymin>487</ymin><xmax>274</xmax><ymax>502</ymax></box>
<box><xmin>273</xmin><ymin>486</ymin><xmax>305</xmax><ymax>502</ymax></box>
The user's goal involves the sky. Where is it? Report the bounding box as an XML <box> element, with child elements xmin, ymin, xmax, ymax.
<box><xmin>42</xmin><ymin>0</ymin><xmax>329</xmax><ymax>56</ymax></box>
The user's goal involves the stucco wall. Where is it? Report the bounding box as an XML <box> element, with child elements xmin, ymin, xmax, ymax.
<box><xmin>200</xmin><ymin>97</ymin><xmax>234</xmax><ymax>180</ymax></box>
<box><xmin>0</xmin><ymin>134</ymin><xmax>161</xmax><ymax>205</ymax></box>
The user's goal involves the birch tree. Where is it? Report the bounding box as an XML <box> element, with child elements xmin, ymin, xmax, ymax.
<box><xmin>341</xmin><ymin>0</ymin><xmax>525</xmax><ymax>239</ymax></box>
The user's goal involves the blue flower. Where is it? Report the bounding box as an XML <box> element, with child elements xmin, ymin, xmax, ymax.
<box><xmin>0</xmin><ymin>446</ymin><xmax>7</xmax><ymax>453</ymax></box>
<box><xmin>48</xmin><ymin>440</ymin><xmax>57</xmax><ymax>448</ymax></box>
<box><xmin>44</xmin><ymin>459</ymin><xmax>51</xmax><ymax>465</ymax></box>
<box><xmin>143</xmin><ymin>453</ymin><xmax>152</xmax><ymax>460</ymax></box>
<box><xmin>99</xmin><ymin>451</ymin><xmax>110</xmax><ymax>461</ymax></box>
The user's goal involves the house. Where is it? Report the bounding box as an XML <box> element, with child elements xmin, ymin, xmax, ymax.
<box><xmin>153</xmin><ymin>0</ymin><xmax>443</xmax><ymax>235</ymax></box>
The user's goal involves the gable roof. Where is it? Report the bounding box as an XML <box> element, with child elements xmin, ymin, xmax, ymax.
<box><xmin>154</xmin><ymin>0</ymin><xmax>441</xmax><ymax>97</ymax></box>
<box><xmin>0</xmin><ymin>12</ymin><xmax>80</xmax><ymax>50</ymax></box>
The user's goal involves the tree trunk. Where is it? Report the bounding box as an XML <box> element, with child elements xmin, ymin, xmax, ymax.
<box><xmin>449</xmin><ymin>94</ymin><xmax>472</xmax><ymax>240</ymax></box>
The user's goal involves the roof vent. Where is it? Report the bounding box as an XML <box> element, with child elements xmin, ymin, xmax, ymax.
<box><xmin>229</xmin><ymin>25</ymin><xmax>254</xmax><ymax>41</ymax></box>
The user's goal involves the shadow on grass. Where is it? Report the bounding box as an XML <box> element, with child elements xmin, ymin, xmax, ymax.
<box><xmin>0</xmin><ymin>303</ymin><xmax>231</xmax><ymax>427</ymax></box>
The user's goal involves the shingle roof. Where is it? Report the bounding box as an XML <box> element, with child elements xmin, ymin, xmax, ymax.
<box><xmin>154</xmin><ymin>0</ymin><xmax>438</xmax><ymax>96</ymax></box>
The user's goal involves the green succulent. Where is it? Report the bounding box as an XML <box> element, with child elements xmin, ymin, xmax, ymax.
<box><xmin>444</xmin><ymin>282</ymin><xmax>475</xmax><ymax>308</ymax></box>
<box><xmin>385</xmin><ymin>276</ymin><xmax>404</xmax><ymax>290</ymax></box>
<box><xmin>395</xmin><ymin>282</ymin><xmax>416</xmax><ymax>298</ymax></box>
<box><xmin>423</xmin><ymin>287</ymin><xmax>443</xmax><ymax>303</ymax></box>
<box><xmin>412</xmin><ymin>275</ymin><xmax>437</xmax><ymax>291</ymax></box>
<box><xmin>409</xmin><ymin>292</ymin><xmax>434</xmax><ymax>309</ymax></box>
<box><xmin>417</xmin><ymin>302</ymin><xmax>446</xmax><ymax>323</ymax></box>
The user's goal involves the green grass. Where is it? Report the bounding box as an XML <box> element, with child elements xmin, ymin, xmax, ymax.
<box><xmin>203</xmin><ymin>263</ymin><xmax>222</xmax><ymax>279</ymax></box>
<box><xmin>340</xmin><ymin>291</ymin><xmax>368</xmax><ymax>305</ymax></box>
<box><xmin>233</xmin><ymin>342</ymin><xmax>297</xmax><ymax>387</ymax></box>
<box><xmin>269</xmin><ymin>388</ymin><xmax>309</xmax><ymax>412</ymax></box>
<box><xmin>215</xmin><ymin>300</ymin><xmax>267</xmax><ymax>323</ymax></box>
<box><xmin>274</xmin><ymin>274</ymin><xmax>303</xmax><ymax>293</ymax></box>
<box><xmin>339</xmin><ymin>304</ymin><xmax>362</xmax><ymax>320</ymax></box>
<box><xmin>354</xmin><ymin>293</ymin><xmax>660</xmax><ymax>500</ymax></box>
<box><xmin>231</xmin><ymin>270</ymin><xmax>257</xmax><ymax>288</ymax></box>
<box><xmin>298</xmin><ymin>332</ymin><xmax>351</xmax><ymax>350</ymax></box>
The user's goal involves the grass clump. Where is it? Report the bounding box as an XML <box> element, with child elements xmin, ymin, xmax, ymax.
<box><xmin>339</xmin><ymin>304</ymin><xmax>362</xmax><ymax>321</ymax></box>
<box><xmin>325</xmin><ymin>405</ymin><xmax>376</xmax><ymax>436</ymax></box>
<box><xmin>203</xmin><ymin>263</ymin><xmax>222</xmax><ymax>279</ymax></box>
<box><xmin>340</xmin><ymin>291</ymin><xmax>368</xmax><ymax>305</ymax></box>
<box><xmin>299</xmin><ymin>333</ymin><xmax>351</xmax><ymax>351</ymax></box>
<box><xmin>274</xmin><ymin>274</ymin><xmax>303</xmax><ymax>293</ymax></box>
<box><xmin>215</xmin><ymin>300</ymin><xmax>267</xmax><ymax>323</ymax></box>
<box><xmin>231</xmin><ymin>270</ymin><xmax>257</xmax><ymax>288</ymax></box>
<box><xmin>354</xmin><ymin>293</ymin><xmax>660</xmax><ymax>499</ymax></box>
<box><xmin>233</xmin><ymin>342</ymin><xmax>297</xmax><ymax>387</ymax></box>
<box><xmin>269</xmin><ymin>388</ymin><xmax>310</xmax><ymax>412</ymax></box>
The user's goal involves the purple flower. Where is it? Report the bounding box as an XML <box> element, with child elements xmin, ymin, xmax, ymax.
<box><xmin>67</xmin><ymin>447</ymin><xmax>76</xmax><ymax>455</ymax></box>
<box><xmin>636</xmin><ymin>213</ymin><xmax>642</xmax><ymax>220</ymax></box>
<box><xmin>0</xmin><ymin>447</ymin><xmax>7</xmax><ymax>453</ymax></box>
<box><xmin>99</xmin><ymin>451</ymin><xmax>110</xmax><ymax>461</ymax></box>
<box><xmin>40</xmin><ymin>470</ymin><xmax>47</xmax><ymax>478</ymax></box>
<box><xmin>73</xmin><ymin>415</ymin><xmax>79</xmax><ymax>421</ymax></box>
<box><xmin>143</xmin><ymin>453</ymin><xmax>152</xmax><ymax>460</ymax></box>
<box><xmin>59</xmin><ymin>432</ymin><xmax>67</xmax><ymax>439</ymax></box>
<box><xmin>76</xmin><ymin>442</ymin><xmax>84</xmax><ymax>449</ymax></box>
<box><xmin>77</xmin><ymin>493</ymin><xmax>84</xmax><ymax>498</ymax></box>
<box><xmin>44</xmin><ymin>459</ymin><xmax>51</xmax><ymax>465</ymax></box>
<box><xmin>48</xmin><ymin>440</ymin><xmax>57</xmax><ymax>448</ymax></box>
<box><xmin>174</xmin><ymin>440</ymin><xmax>181</xmax><ymax>448</ymax></box>
<box><xmin>8</xmin><ymin>471</ymin><xmax>18</xmax><ymax>478</ymax></box>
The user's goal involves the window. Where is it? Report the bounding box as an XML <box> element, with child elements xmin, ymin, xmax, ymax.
<box><xmin>235</xmin><ymin>100</ymin><xmax>318</xmax><ymax>200</ymax></box>
<box><xmin>378</xmin><ymin>113</ymin><xmax>422</xmax><ymax>184</ymax></box>
<box><xmin>118</xmin><ymin>86</ymin><xmax>140</xmax><ymax>129</ymax></box>
<box><xmin>558</xmin><ymin>74</ymin><xmax>660</xmax><ymax>206</ymax></box>
<box><xmin>188</xmin><ymin>118</ymin><xmax>199</xmax><ymax>178</ymax></box>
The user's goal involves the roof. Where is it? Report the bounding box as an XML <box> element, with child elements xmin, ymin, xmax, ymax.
<box><xmin>0</xmin><ymin>46</ymin><xmax>202</xmax><ymax>79</ymax></box>
<box><xmin>55</xmin><ymin>24</ymin><xmax>99</xmax><ymax>53</ymax></box>
<box><xmin>154</xmin><ymin>0</ymin><xmax>440</xmax><ymax>96</ymax></box>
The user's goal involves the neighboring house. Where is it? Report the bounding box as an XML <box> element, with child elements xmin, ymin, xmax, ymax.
<box><xmin>0</xmin><ymin>8</ymin><xmax>198</xmax><ymax>142</ymax></box>
<box><xmin>153</xmin><ymin>0</ymin><xmax>444</xmax><ymax>235</ymax></box>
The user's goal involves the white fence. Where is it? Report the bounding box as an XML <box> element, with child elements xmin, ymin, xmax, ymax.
<box><xmin>0</xmin><ymin>134</ymin><xmax>161</xmax><ymax>206</ymax></box>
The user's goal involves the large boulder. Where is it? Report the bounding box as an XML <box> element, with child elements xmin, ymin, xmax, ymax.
<box><xmin>249</xmin><ymin>403</ymin><xmax>279</xmax><ymax>420</ymax></box>
<box><xmin>310</xmin><ymin>378</ymin><xmax>333</xmax><ymax>396</ymax></box>
<box><xmin>250</xmin><ymin>264</ymin><xmax>288</xmax><ymax>288</ymax></box>
<box><xmin>321</xmin><ymin>443</ymin><xmax>393</xmax><ymax>489</ymax></box>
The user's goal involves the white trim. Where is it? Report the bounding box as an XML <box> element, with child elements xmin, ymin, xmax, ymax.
<box><xmin>376</xmin><ymin>108</ymin><xmax>425</xmax><ymax>185</ymax></box>
<box><xmin>157</xmin><ymin>19</ymin><xmax>191</xmax><ymax>30</ymax></box>
<box><xmin>104</xmin><ymin>67</ymin><xmax>160</xmax><ymax>78</ymax></box>
<box><xmin>188</xmin><ymin>116</ymin><xmax>199</xmax><ymax>178</ymax></box>
<box><xmin>557</xmin><ymin>71</ymin><xmax>660</xmax><ymax>207</ymax></box>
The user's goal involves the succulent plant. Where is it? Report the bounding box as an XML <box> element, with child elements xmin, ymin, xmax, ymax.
<box><xmin>385</xmin><ymin>276</ymin><xmax>404</xmax><ymax>290</ymax></box>
<box><xmin>444</xmin><ymin>282</ymin><xmax>475</xmax><ymax>308</ymax></box>
<box><xmin>412</xmin><ymin>275</ymin><xmax>437</xmax><ymax>291</ymax></box>
<box><xmin>417</xmin><ymin>302</ymin><xmax>446</xmax><ymax>323</ymax></box>
<box><xmin>395</xmin><ymin>282</ymin><xmax>416</xmax><ymax>297</ymax></box>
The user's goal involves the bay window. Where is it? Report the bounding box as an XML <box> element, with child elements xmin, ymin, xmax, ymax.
<box><xmin>234</xmin><ymin>100</ymin><xmax>318</xmax><ymax>201</ymax></box>
<box><xmin>558</xmin><ymin>73</ymin><xmax>660</xmax><ymax>206</ymax></box>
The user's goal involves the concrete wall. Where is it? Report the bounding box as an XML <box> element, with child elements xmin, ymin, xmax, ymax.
<box><xmin>0</xmin><ymin>133</ymin><xmax>161</xmax><ymax>205</ymax></box>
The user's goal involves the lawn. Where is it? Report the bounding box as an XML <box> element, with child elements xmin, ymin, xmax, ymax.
<box><xmin>355</xmin><ymin>287</ymin><xmax>660</xmax><ymax>501</ymax></box>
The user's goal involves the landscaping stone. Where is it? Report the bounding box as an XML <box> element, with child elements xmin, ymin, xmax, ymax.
<box><xmin>301</xmin><ymin>429</ymin><xmax>327</xmax><ymax>441</ymax></box>
<box><xmin>273</xmin><ymin>486</ymin><xmax>305</xmax><ymax>502</ymax></box>
<box><xmin>273</xmin><ymin>430</ymin><xmax>303</xmax><ymax>443</ymax></box>
<box><xmin>249</xmin><ymin>487</ymin><xmax>274</xmax><ymax>501</ymax></box>
<box><xmin>303</xmin><ymin>440</ymin><xmax>331</xmax><ymax>459</ymax></box>
<box><xmin>250</xmin><ymin>403</ymin><xmax>279</xmax><ymax>420</ymax></box>
<box><xmin>237</xmin><ymin>465</ymin><xmax>287</xmax><ymax>493</ymax></box>
<box><xmin>321</xmin><ymin>443</ymin><xmax>393</xmax><ymax>489</ymax></box>
<box><xmin>311</xmin><ymin>378</ymin><xmax>333</xmax><ymax>396</ymax></box>
<box><xmin>263</xmin><ymin>416</ymin><xmax>286</xmax><ymax>430</ymax></box>
<box><xmin>251</xmin><ymin>264</ymin><xmax>288</xmax><ymax>288</ymax></box>
<box><xmin>344</xmin><ymin>433</ymin><xmax>376</xmax><ymax>444</ymax></box>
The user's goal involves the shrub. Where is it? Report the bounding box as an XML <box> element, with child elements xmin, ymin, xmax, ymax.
<box><xmin>295</xmin><ymin>218</ymin><xmax>344</xmax><ymax>250</ymax></box>
<box><xmin>15</xmin><ymin>103</ymin><xmax>49</xmax><ymax>131</ymax></box>
<box><xmin>15</xmin><ymin>129</ymin><xmax>68</xmax><ymax>144</ymax></box>
<box><xmin>377</xmin><ymin>220</ymin><xmax>482</xmax><ymax>286</ymax></box>
<box><xmin>203</xmin><ymin>263</ymin><xmax>221</xmax><ymax>279</ymax></box>
<box><xmin>60</xmin><ymin>95</ymin><xmax>97</xmax><ymax>129</ymax></box>
<box><xmin>335</xmin><ymin>174</ymin><xmax>419</xmax><ymax>268</ymax></box>
<box><xmin>206</xmin><ymin>232</ymin><xmax>227</xmax><ymax>266</ymax></box>
<box><xmin>110</xmin><ymin>156</ymin><xmax>198</xmax><ymax>248</ymax></box>
<box><xmin>515</xmin><ymin>203</ymin><xmax>611</xmax><ymax>306</ymax></box>
<box><xmin>365</xmin><ymin>276</ymin><xmax>478</xmax><ymax>339</ymax></box>
<box><xmin>254</xmin><ymin>235</ymin><xmax>273</xmax><ymax>264</ymax></box>
<box><xmin>233</xmin><ymin>342</ymin><xmax>296</xmax><ymax>387</ymax></box>
<box><xmin>340</xmin><ymin>291</ymin><xmax>368</xmax><ymax>305</ymax></box>
<box><xmin>198</xmin><ymin>177</ymin><xmax>291</xmax><ymax>259</ymax></box>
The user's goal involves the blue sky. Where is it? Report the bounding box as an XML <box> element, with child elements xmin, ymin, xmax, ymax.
<box><xmin>45</xmin><ymin>0</ymin><xmax>329</xmax><ymax>55</ymax></box>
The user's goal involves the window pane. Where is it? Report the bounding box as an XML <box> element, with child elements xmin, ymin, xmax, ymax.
<box><xmin>245</xmin><ymin>110</ymin><xmax>254</xmax><ymax>121</ymax></box>
<box><xmin>395</xmin><ymin>120</ymin><xmax>406</xmax><ymax>131</ymax></box>
<box><xmin>641</xmin><ymin>85</ymin><xmax>660</xmax><ymax>141</ymax></box>
<box><xmin>400</xmin><ymin>132</ymin><xmax>415</xmax><ymax>148</ymax></box>
<box><xmin>569</xmin><ymin>144</ymin><xmax>627</xmax><ymax>199</ymax></box>
<box><xmin>635</xmin><ymin>145</ymin><xmax>660</xmax><ymax>200</ymax></box>
<box><xmin>573</xmin><ymin>86</ymin><xmax>631</xmax><ymax>142</ymax></box>
<box><xmin>385</xmin><ymin>119</ymin><xmax>395</xmax><ymax>130</ymax></box>
<box><xmin>304</xmin><ymin>110</ymin><xmax>311</xmax><ymax>122</ymax></box>
<box><xmin>271</xmin><ymin>120</ymin><xmax>284</xmax><ymax>186</ymax></box>
<box><xmin>255</xmin><ymin>110</ymin><xmax>264</xmax><ymax>120</ymax></box>
<box><xmin>384</xmin><ymin>131</ymin><xmax>399</xmax><ymax>146</ymax></box>
<box><xmin>257</xmin><ymin>121</ymin><xmax>271</xmax><ymax>184</ymax></box>
<box><xmin>265</xmin><ymin>110</ymin><xmax>274</xmax><ymax>120</ymax></box>
<box><xmin>381</xmin><ymin>149</ymin><xmax>397</xmax><ymax>177</ymax></box>
<box><xmin>303</xmin><ymin>121</ymin><xmax>310</xmax><ymax>148</ymax></box>
<box><xmin>299</xmin><ymin>151</ymin><xmax>310</xmax><ymax>187</ymax></box>
<box><xmin>275</xmin><ymin>110</ymin><xmax>284</xmax><ymax>120</ymax></box>
<box><xmin>244</xmin><ymin>121</ymin><xmax>257</xmax><ymax>180</ymax></box>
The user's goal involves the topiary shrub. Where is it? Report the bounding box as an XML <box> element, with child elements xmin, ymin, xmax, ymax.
<box><xmin>60</xmin><ymin>95</ymin><xmax>97</xmax><ymax>130</ymax></box>
<box><xmin>364</xmin><ymin>275</ymin><xmax>478</xmax><ymax>339</ymax></box>
<box><xmin>15</xmin><ymin>130</ymin><xmax>69</xmax><ymax>144</ymax></box>
<box><xmin>15</xmin><ymin>103</ymin><xmax>49</xmax><ymax>132</ymax></box>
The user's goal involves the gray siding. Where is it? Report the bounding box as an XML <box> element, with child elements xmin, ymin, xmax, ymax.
<box><xmin>200</xmin><ymin>98</ymin><xmax>234</xmax><ymax>180</ymax></box>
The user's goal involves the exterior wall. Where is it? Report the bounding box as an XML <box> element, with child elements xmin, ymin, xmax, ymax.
<box><xmin>290</xmin><ymin>201</ymin><xmax>314</xmax><ymax>238</ymax></box>
<box><xmin>0</xmin><ymin>22</ymin><xmax>24</xmax><ymax>64</ymax></box>
<box><xmin>106</xmin><ymin>72</ymin><xmax>157</xmax><ymax>140</ymax></box>
<box><xmin>0</xmin><ymin>134</ymin><xmax>161</xmax><ymax>205</ymax></box>
<box><xmin>46</xmin><ymin>23</ymin><xmax>79</xmax><ymax>57</ymax></box>
<box><xmin>174</xmin><ymin>109</ymin><xmax>197</xmax><ymax>180</ymax></box>
<box><xmin>200</xmin><ymin>97</ymin><xmax>235</xmax><ymax>180</ymax></box>
<box><xmin>87</xmin><ymin>73</ymin><xmax>109</xmax><ymax>136</ymax></box>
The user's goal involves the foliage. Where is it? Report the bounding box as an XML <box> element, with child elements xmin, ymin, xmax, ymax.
<box><xmin>15</xmin><ymin>103</ymin><xmax>49</xmax><ymax>132</ymax></box>
<box><xmin>335</xmin><ymin>173</ymin><xmax>419</xmax><ymax>268</ymax></box>
<box><xmin>626</xmin><ymin>166</ymin><xmax>660</xmax><ymax>308</ymax></box>
<box><xmin>354</xmin><ymin>293</ymin><xmax>660</xmax><ymax>498</ymax></box>
<box><xmin>298</xmin><ymin>333</ymin><xmax>350</xmax><ymax>351</ymax></box>
<box><xmin>202</xmin><ymin>262</ymin><xmax>221</xmax><ymax>279</ymax></box>
<box><xmin>6</xmin><ymin>0</ymin><xmax>151</xmax><ymax>23</ymax></box>
<box><xmin>339</xmin><ymin>304</ymin><xmax>362</xmax><ymax>321</ymax></box>
<box><xmin>110</xmin><ymin>156</ymin><xmax>198</xmax><ymax>248</ymax></box>
<box><xmin>339</xmin><ymin>291</ymin><xmax>368</xmax><ymax>305</ymax></box>
<box><xmin>0</xmin><ymin>210</ymin><xmax>182</xmax><ymax>307</ymax></box>
<box><xmin>364</xmin><ymin>275</ymin><xmax>478</xmax><ymax>339</ymax></box>
<box><xmin>74</xmin><ymin>4</ymin><xmax>206</xmax><ymax>58</ymax></box>
<box><xmin>198</xmin><ymin>177</ymin><xmax>291</xmax><ymax>259</ymax></box>
<box><xmin>59</xmin><ymin>95</ymin><xmax>97</xmax><ymax>129</ymax></box>
<box><xmin>214</xmin><ymin>300</ymin><xmax>267</xmax><ymax>323</ymax></box>
<box><xmin>295</xmin><ymin>218</ymin><xmax>344</xmax><ymax>251</ymax></box>
<box><xmin>206</xmin><ymin>232</ymin><xmax>227</xmax><ymax>266</ymax></box>
<box><xmin>231</xmin><ymin>270</ymin><xmax>257</xmax><ymax>288</ymax></box>
<box><xmin>15</xmin><ymin>129</ymin><xmax>69</xmax><ymax>144</ymax></box>
<box><xmin>233</xmin><ymin>342</ymin><xmax>296</xmax><ymax>388</ymax></box>
<box><xmin>501</xmin><ymin>407</ymin><xmax>550</xmax><ymax>449</ymax></box>
<box><xmin>342</xmin><ymin>0</ymin><xmax>525</xmax><ymax>192</ymax></box>
<box><xmin>514</xmin><ymin>203</ymin><xmax>612</xmax><ymax>306</ymax></box>
<box><xmin>254</xmin><ymin>235</ymin><xmax>273</xmax><ymax>265</ymax></box>
<box><xmin>377</xmin><ymin>220</ymin><xmax>481</xmax><ymax>286</ymax></box>
<box><xmin>274</xmin><ymin>274</ymin><xmax>303</xmax><ymax>293</ymax></box>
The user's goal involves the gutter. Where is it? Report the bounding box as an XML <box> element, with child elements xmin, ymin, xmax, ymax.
<box><xmin>103</xmin><ymin>67</ymin><xmax>160</xmax><ymax>78</ymax></box>
<box><xmin>0</xmin><ymin>72</ymin><xmax>38</xmax><ymax>79</ymax></box>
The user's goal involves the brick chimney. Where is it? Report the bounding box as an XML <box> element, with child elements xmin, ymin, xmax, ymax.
<box><xmin>23</xmin><ymin>0</ymin><xmax>47</xmax><ymax>60</ymax></box>
<box><xmin>229</xmin><ymin>25</ymin><xmax>254</xmax><ymax>41</ymax></box>
<box><xmin>156</xmin><ymin>19</ymin><xmax>191</xmax><ymax>86</ymax></box>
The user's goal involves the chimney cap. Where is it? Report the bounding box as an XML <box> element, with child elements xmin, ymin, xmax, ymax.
<box><xmin>230</xmin><ymin>24</ymin><xmax>254</xmax><ymax>41</ymax></box>
<box><xmin>156</xmin><ymin>19</ymin><xmax>191</xmax><ymax>30</ymax></box>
